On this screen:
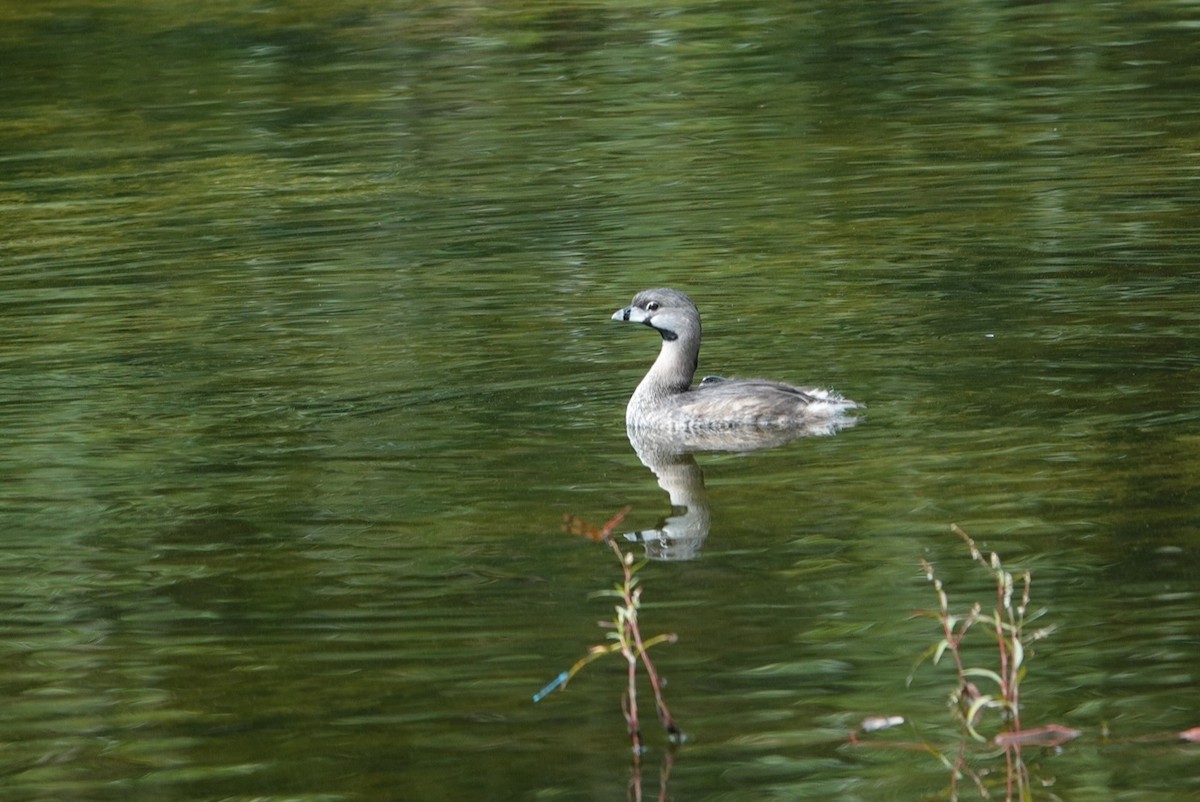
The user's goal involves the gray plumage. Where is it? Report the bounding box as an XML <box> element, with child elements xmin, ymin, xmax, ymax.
<box><xmin>611</xmin><ymin>288</ymin><xmax>857</xmax><ymax>431</ymax></box>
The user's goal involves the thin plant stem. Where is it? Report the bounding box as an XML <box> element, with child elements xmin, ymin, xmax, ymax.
<box><xmin>537</xmin><ymin>507</ymin><xmax>681</xmax><ymax>754</ymax></box>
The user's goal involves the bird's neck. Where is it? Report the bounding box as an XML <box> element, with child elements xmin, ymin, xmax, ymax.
<box><xmin>633</xmin><ymin>334</ymin><xmax>698</xmax><ymax>403</ymax></box>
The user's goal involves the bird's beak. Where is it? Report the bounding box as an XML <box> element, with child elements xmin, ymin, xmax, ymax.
<box><xmin>612</xmin><ymin>306</ymin><xmax>650</xmax><ymax>323</ymax></box>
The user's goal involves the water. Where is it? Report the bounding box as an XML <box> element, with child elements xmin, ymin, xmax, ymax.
<box><xmin>2</xmin><ymin>2</ymin><xmax>1199</xmax><ymax>800</ymax></box>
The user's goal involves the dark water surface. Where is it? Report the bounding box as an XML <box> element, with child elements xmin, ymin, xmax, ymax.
<box><xmin>3</xmin><ymin>2</ymin><xmax>1198</xmax><ymax>800</ymax></box>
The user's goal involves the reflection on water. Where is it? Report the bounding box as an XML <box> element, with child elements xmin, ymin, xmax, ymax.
<box><xmin>2</xmin><ymin>1</ymin><xmax>1199</xmax><ymax>800</ymax></box>
<box><xmin>623</xmin><ymin>418</ymin><xmax>857</xmax><ymax>561</ymax></box>
<box><xmin>623</xmin><ymin>435</ymin><xmax>711</xmax><ymax>562</ymax></box>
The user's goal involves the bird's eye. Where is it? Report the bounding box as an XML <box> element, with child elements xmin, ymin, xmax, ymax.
<box><xmin>646</xmin><ymin>301</ymin><xmax>660</xmax><ymax>312</ymax></box>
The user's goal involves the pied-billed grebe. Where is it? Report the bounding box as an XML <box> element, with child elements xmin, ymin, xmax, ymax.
<box><xmin>611</xmin><ymin>288</ymin><xmax>858</xmax><ymax>430</ymax></box>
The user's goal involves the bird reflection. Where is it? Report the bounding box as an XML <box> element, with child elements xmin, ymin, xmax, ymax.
<box><xmin>623</xmin><ymin>417</ymin><xmax>856</xmax><ymax>561</ymax></box>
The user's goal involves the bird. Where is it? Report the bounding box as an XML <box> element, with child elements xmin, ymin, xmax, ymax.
<box><xmin>611</xmin><ymin>288</ymin><xmax>857</xmax><ymax>431</ymax></box>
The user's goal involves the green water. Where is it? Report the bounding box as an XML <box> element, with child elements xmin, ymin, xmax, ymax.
<box><xmin>2</xmin><ymin>2</ymin><xmax>1198</xmax><ymax>800</ymax></box>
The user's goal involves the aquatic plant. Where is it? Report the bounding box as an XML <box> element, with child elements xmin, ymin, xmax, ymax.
<box><xmin>850</xmin><ymin>524</ymin><xmax>1200</xmax><ymax>799</ymax></box>
<box><xmin>915</xmin><ymin>525</ymin><xmax>1057</xmax><ymax>741</ymax></box>
<box><xmin>534</xmin><ymin>507</ymin><xmax>682</xmax><ymax>755</ymax></box>
<box><xmin>911</xmin><ymin>524</ymin><xmax>1073</xmax><ymax>800</ymax></box>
